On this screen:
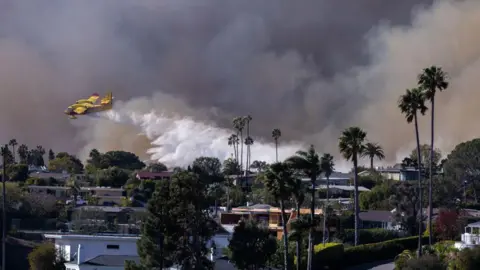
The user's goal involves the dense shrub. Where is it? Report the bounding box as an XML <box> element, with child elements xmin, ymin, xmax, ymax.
<box><xmin>401</xmin><ymin>255</ymin><xmax>446</xmax><ymax>270</ymax></box>
<box><xmin>313</xmin><ymin>243</ymin><xmax>344</xmax><ymax>269</ymax></box>
<box><xmin>339</xmin><ymin>228</ymin><xmax>399</xmax><ymax>244</ymax></box>
<box><xmin>343</xmin><ymin>236</ymin><xmax>429</xmax><ymax>267</ymax></box>
<box><xmin>451</xmin><ymin>246</ymin><xmax>480</xmax><ymax>270</ymax></box>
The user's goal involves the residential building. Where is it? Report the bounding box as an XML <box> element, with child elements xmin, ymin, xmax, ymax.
<box><xmin>28</xmin><ymin>186</ymin><xmax>127</xmax><ymax>205</ymax></box>
<box><xmin>455</xmin><ymin>221</ymin><xmax>480</xmax><ymax>250</ymax></box>
<box><xmin>135</xmin><ymin>171</ymin><xmax>173</xmax><ymax>180</ymax></box>
<box><xmin>227</xmin><ymin>172</ymin><xmax>257</xmax><ymax>191</ymax></box>
<box><xmin>220</xmin><ymin>204</ymin><xmax>322</xmax><ymax>239</ymax></box>
<box><xmin>360</xmin><ymin>164</ymin><xmax>419</xmax><ymax>181</ymax></box>
<box><xmin>28</xmin><ymin>185</ymin><xmax>70</xmax><ymax>198</ymax></box>
<box><xmin>359</xmin><ymin>210</ymin><xmax>401</xmax><ymax>231</ymax></box>
<box><xmin>71</xmin><ymin>206</ymin><xmax>146</xmax><ymax>234</ymax></box>
<box><xmin>45</xmin><ymin>233</ymin><xmax>140</xmax><ymax>270</ymax></box>
<box><xmin>315</xmin><ymin>171</ymin><xmax>351</xmax><ymax>186</ymax></box>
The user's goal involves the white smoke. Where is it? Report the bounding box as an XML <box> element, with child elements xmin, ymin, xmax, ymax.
<box><xmin>99</xmin><ymin>110</ymin><xmax>306</xmax><ymax>168</ymax></box>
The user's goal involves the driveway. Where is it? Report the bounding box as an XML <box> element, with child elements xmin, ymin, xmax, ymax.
<box><xmin>347</xmin><ymin>260</ymin><xmax>394</xmax><ymax>270</ymax></box>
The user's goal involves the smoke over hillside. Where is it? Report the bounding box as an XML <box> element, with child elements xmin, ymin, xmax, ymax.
<box><xmin>0</xmin><ymin>0</ymin><xmax>479</xmax><ymax>168</ymax></box>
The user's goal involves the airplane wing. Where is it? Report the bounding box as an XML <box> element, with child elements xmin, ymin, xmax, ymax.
<box><xmin>100</xmin><ymin>92</ymin><xmax>113</xmax><ymax>105</ymax></box>
<box><xmin>86</xmin><ymin>93</ymin><xmax>100</xmax><ymax>103</ymax></box>
<box><xmin>73</xmin><ymin>106</ymin><xmax>87</xmax><ymax>115</ymax></box>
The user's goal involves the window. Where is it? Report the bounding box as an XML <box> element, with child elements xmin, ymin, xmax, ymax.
<box><xmin>106</xmin><ymin>244</ymin><xmax>119</xmax><ymax>249</ymax></box>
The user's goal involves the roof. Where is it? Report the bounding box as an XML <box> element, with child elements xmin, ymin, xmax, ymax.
<box><xmin>82</xmin><ymin>255</ymin><xmax>140</xmax><ymax>266</ymax></box>
<box><xmin>28</xmin><ymin>185</ymin><xmax>69</xmax><ymax>190</ymax></box>
<box><xmin>316</xmin><ymin>185</ymin><xmax>370</xmax><ymax>192</ymax></box>
<box><xmin>44</xmin><ymin>233</ymin><xmax>140</xmax><ymax>241</ymax></box>
<box><xmin>74</xmin><ymin>206</ymin><xmax>146</xmax><ymax>213</ymax></box>
<box><xmin>359</xmin><ymin>210</ymin><xmax>393</xmax><ymax>222</ymax></box>
<box><xmin>467</xmin><ymin>221</ymin><xmax>480</xmax><ymax>228</ymax></box>
<box><xmin>136</xmin><ymin>171</ymin><xmax>173</xmax><ymax>179</ymax></box>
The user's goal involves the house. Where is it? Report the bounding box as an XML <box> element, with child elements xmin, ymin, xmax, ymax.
<box><xmin>71</xmin><ymin>206</ymin><xmax>146</xmax><ymax>234</ymax></box>
<box><xmin>28</xmin><ymin>185</ymin><xmax>71</xmax><ymax>198</ymax></box>
<box><xmin>359</xmin><ymin>210</ymin><xmax>401</xmax><ymax>231</ymax></box>
<box><xmin>45</xmin><ymin>233</ymin><xmax>140</xmax><ymax>270</ymax></box>
<box><xmin>28</xmin><ymin>186</ymin><xmax>127</xmax><ymax>205</ymax></box>
<box><xmin>360</xmin><ymin>164</ymin><xmax>419</xmax><ymax>181</ymax></box>
<box><xmin>227</xmin><ymin>172</ymin><xmax>258</xmax><ymax>191</ymax></box>
<box><xmin>455</xmin><ymin>221</ymin><xmax>480</xmax><ymax>250</ymax></box>
<box><xmin>135</xmin><ymin>171</ymin><xmax>173</xmax><ymax>180</ymax></box>
<box><xmin>221</xmin><ymin>204</ymin><xmax>322</xmax><ymax>239</ymax></box>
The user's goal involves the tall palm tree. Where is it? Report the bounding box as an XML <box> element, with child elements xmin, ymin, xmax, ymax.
<box><xmin>1</xmin><ymin>144</ymin><xmax>8</xmax><ymax>270</ymax></box>
<box><xmin>320</xmin><ymin>153</ymin><xmax>334</xmax><ymax>245</ymax></box>
<box><xmin>233</xmin><ymin>117</ymin><xmax>246</xmax><ymax>172</ymax></box>
<box><xmin>272</xmin><ymin>129</ymin><xmax>281</xmax><ymax>162</ymax></box>
<box><xmin>244</xmin><ymin>115</ymin><xmax>253</xmax><ymax>172</ymax></box>
<box><xmin>338</xmin><ymin>127</ymin><xmax>367</xmax><ymax>246</ymax></box>
<box><xmin>361</xmin><ymin>142</ymin><xmax>385</xmax><ymax>171</ymax></box>
<box><xmin>8</xmin><ymin>139</ymin><xmax>17</xmax><ymax>163</ymax></box>
<box><xmin>289</xmin><ymin>177</ymin><xmax>305</xmax><ymax>270</ymax></box>
<box><xmin>398</xmin><ymin>87</ymin><xmax>428</xmax><ymax>256</ymax></box>
<box><xmin>244</xmin><ymin>136</ymin><xmax>254</xmax><ymax>174</ymax></box>
<box><xmin>228</xmin><ymin>134</ymin><xmax>239</xmax><ymax>162</ymax></box>
<box><xmin>264</xmin><ymin>162</ymin><xmax>294</xmax><ymax>270</ymax></box>
<box><xmin>286</xmin><ymin>145</ymin><xmax>321</xmax><ymax>270</ymax></box>
<box><xmin>418</xmin><ymin>66</ymin><xmax>449</xmax><ymax>246</ymax></box>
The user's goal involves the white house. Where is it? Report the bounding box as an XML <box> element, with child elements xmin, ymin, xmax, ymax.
<box><xmin>44</xmin><ymin>234</ymin><xmax>140</xmax><ymax>270</ymax></box>
<box><xmin>455</xmin><ymin>221</ymin><xmax>480</xmax><ymax>250</ymax></box>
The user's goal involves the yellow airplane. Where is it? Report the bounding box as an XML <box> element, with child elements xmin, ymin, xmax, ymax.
<box><xmin>65</xmin><ymin>92</ymin><xmax>114</xmax><ymax>119</ymax></box>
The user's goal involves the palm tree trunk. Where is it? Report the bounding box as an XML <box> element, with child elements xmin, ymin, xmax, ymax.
<box><xmin>307</xmin><ymin>176</ymin><xmax>315</xmax><ymax>270</ymax></box>
<box><xmin>323</xmin><ymin>176</ymin><xmax>330</xmax><ymax>245</ymax></box>
<box><xmin>370</xmin><ymin>157</ymin><xmax>374</xmax><ymax>171</ymax></box>
<box><xmin>12</xmin><ymin>146</ymin><xmax>15</xmax><ymax>163</ymax></box>
<box><xmin>280</xmin><ymin>200</ymin><xmax>289</xmax><ymax>270</ymax></box>
<box><xmin>240</xmin><ymin>131</ymin><xmax>244</xmax><ymax>172</ymax></box>
<box><xmin>295</xmin><ymin>203</ymin><xmax>301</xmax><ymax>270</ymax></box>
<box><xmin>428</xmin><ymin>97</ymin><xmax>434</xmax><ymax>246</ymax></box>
<box><xmin>275</xmin><ymin>139</ymin><xmax>279</xmax><ymax>162</ymax></box>
<box><xmin>414</xmin><ymin>112</ymin><xmax>423</xmax><ymax>257</ymax></box>
<box><xmin>353</xmin><ymin>155</ymin><xmax>360</xmax><ymax>246</ymax></box>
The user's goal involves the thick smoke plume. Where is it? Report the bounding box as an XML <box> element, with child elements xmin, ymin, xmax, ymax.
<box><xmin>1</xmin><ymin>0</ymin><xmax>479</xmax><ymax>169</ymax></box>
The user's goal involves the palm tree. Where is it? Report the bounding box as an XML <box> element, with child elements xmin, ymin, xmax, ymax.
<box><xmin>264</xmin><ymin>162</ymin><xmax>294</xmax><ymax>270</ymax></box>
<box><xmin>8</xmin><ymin>139</ymin><xmax>17</xmax><ymax>163</ymax></box>
<box><xmin>1</xmin><ymin>144</ymin><xmax>8</xmax><ymax>270</ymax></box>
<box><xmin>233</xmin><ymin>117</ymin><xmax>246</xmax><ymax>171</ymax></box>
<box><xmin>361</xmin><ymin>142</ymin><xmax>385</xmax><ymax>171</ymax></box>
<box><xmin>339</xmin><ymin>127</ymin><xmax>367</xmax><ymax>246</ymax></box>
<box><xmin>244</xmin><ymin>115</ymin><xmax>253</xmax><ymax>172</ymax></box>
<box><xmin>320</xmin><ymin>153</ymin><xmax>334</xmax><ymax>245</ymax></box>
<box><xmin>286</xmin><ymin>145</ymin><xmax>321</xmax><ymax>270</ymax></box>
<box><xmin>398</xmin><ymin>87</ymin><xmax>428</xmax><ymax>256</ymax></box>
<box><xmin>289</xmin><ymin>177</ymin><xmax>305</xmax><ymax>270</ymax></box>
<box><xmin>272</xmin><ymin>129</ymin><xmax>282</xmax><ymax>162</ymax></box>
<box><xmin>418</xmin><ymin>66</ymin><xmax>449</xmax><ymax>246</ymax></box>
<box><xmin>17</xmin><ymin>144</ymin><xmax>28</xmax><ymax>164</ymax></box>
<box><xmin>244</xmin><ymin>136</ymin><xmax>254</xmax><ymax>174</ymax></box>
<box><xmin>228</xmin><ymin>134</ymin><xmax>239</xmax><ymax>162</ymax></box>
<box><xmin>67</xmin><ymin>178</ymin><xmax>81</xmax><ymax>208</ymax></box>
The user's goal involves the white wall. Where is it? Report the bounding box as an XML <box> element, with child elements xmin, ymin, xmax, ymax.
<box><xmin>55</xmin><ymin>237</ymin><xmax>138</xmax><ymax>263</ymax></box>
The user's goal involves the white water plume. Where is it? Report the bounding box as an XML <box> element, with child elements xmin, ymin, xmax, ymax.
<box><xmin>100</xmin><ymin>110</ymin><xmax>305</xmax><ymax>168</ymax></box>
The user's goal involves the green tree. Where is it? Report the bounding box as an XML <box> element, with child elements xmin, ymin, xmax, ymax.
<box><xmin>136</xmin><ymin>171</ymin><xmax>215</xmax><ymax>269</ymax></box>
<box><xmin>244</xmin><ymin>115</ymin><xmax>253</xmax><ymax>172</ymax></box>
<box><xmin>228</xmin><ymin>219</ymin><xmax>277</xmax><ymax>270</ymax></box>
<box><xmin>228</xmin><ymin>134</ymin><xmax>240</xmax><ymax>163</ymax></box>
<box><xmin>418</xmin><ymin>66</ymin><xmax>449</xmax><ymax>246</ymax></box>
<box><xmin>409</xmin><ymin>144</ymin><xmax>442</xmax><ymax>172</ymax></box>
<box><xmin>87</xmin><ymin>149</ymin><xmax>102</xmax><ymax>168</ymax></box>
<box><xmin>272</xmin><ymin>129</ymin><xmax>281</xmax><ymax>162</ymax></box>
<box><xmin>263</xmin><ymin>162</ymin><xmax>294</xmax><ymax>270</ymax></box>
<box><xmin>361</xmin><ymin>142</ymin><xmax>385</xmax><ymax>171</ymax></box>
<box><xmin>250</xmin><ymin>160</ymin><xmax>268</xmax><ymax>173</ymax></box>
<box><xmin>390</xmin><ymin>182</ymin><xmax>422</xmax><ymax>236</ymax></box>
<box><xmin>17</xmin><ymin>144</ymin><xmax>28</xmax><ymax>164</ymax></box>
<box><xmin>96</xmin><ymin>167</ymin><xmax>130</xmax><ymax>187</ymax></box>
<box><xmin>28</xmin><ymin>146</ymin><xmax>46</xmax><ymax>166</ymax></box>
<box><xmin>48</xmin><ymin>152</ymin><xmax>84</xmax><ymax>174</ymax></box>
<box><xmin>192</xmin><ymin>157</ymin><xmax>223</xmax><ymax>183</ymax></box>
<box><xmin>146</xmin><ymin>162</ymin><xmax>168</xmax><ymax>172</ymax></box>
<box><xmin>0</xmin><ymin>146</ymin><xmax>14</xmax><ymax>165</ymax></box>
<box><xmin>285</xmin><ymin>145</ymin><xmax>321</xmax><ymax>270</ymax></box>
<box><xmin>8</xmin><ymin>139</ymin><xmax>17</xmax><ymax>163</ymax></box>
<box><xmin>320</xmin><ymin>153</ymin><xmax>334</xmax><ymax>245</ymax></box>
<box><xmin>339</xmin><ymin>126</ymin><xmax>367</xmax><ymax>246</ymax></box>
<box><xmin>27</xmin><ymin>242</ymin><xmax>65</xmax><ymax>270</ymax></box>
<box><xmin>48</xmin><ymin>149</ymin><xmax>55</xmax><ymax>161</ymax></box>
<box><xmin>359</xmin><ymin>180</ymin><xmax>394</xmax><ymax>210</ymax></box>
<box><xmin>288</xmin><ymin>177</ymin><xmax>305</xmax><ymax>270</ymax></box>
<box><xmin>222</xmin><ymin>158</ymin><xmax>241</xmax><ymax>176</ymax></box>
<box><xmin>100</xmin><ymin>151</ymin><xmax>145</xmax><ymax>170</ymax></box>
<box><xmin>398</xmin><ymin>87</ymin><xmax>428</xmax><ymax>256</ymax></box>
<box><xmin>7</xmin><ymin>164</ymin><xmax>29</xmax><ymax>182</ymax></box>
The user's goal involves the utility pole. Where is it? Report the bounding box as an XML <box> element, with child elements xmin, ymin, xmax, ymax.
<box><xmin>1</xmin><ymin>144</ymin><xmax>6</xmax><ymax>270</ymax></box>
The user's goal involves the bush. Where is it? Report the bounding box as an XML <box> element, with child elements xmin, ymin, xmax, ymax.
<box><xmin>401</xmin><ymin>255</ymin><xmax>446</xmax><ymax>270</ymax></box>
<box><xmin>451</xmin><ymin>246</ymin><xmax>480</xmax><ymax>270</ymax></box>
<box><xmin>313</xmin><ymin>243</ymin><xmax>344</xmax><ymax>269</ymax></box>
<box><xmin>339</xmin><ymin>228</ymin><xmax>399</xmax><ymax>244</ymax></box>
<box><xmin>343</xmin><ymin>235</ymin><xmax>429</xmax><ymax>267</ymax></box>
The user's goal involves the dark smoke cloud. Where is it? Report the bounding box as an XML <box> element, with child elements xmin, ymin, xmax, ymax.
<box><xmin>2</xmin><ymin>0</ymin><xmax>478</xmax><ymax>165</ymax></box>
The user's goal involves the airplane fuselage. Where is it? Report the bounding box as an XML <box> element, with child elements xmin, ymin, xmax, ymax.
<box><xmin>64</xmin><ymin>103</ymin><xmax>113</xmax><ymax>119</ymax></box>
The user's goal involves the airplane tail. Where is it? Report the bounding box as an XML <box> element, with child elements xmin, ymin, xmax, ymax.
<box><xmin>100</xmin><ymin>92</ymin><xmax>113</xmax><ymax>105</ymax></box>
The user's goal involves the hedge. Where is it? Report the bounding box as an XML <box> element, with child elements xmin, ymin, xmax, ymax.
<box><xmin>339</xmin><ymin>228</ymin><xmax>399</xmax><ymax>244</ymax></box>
<box><xmin>343</xmin><ymin>235</ymin><xmax>429</xmax><ymax>267</ymax></box>
<box><xmin>313</xmin><ymin>243</ymin><xmax>344</xmax><ymax>269</ymax></box>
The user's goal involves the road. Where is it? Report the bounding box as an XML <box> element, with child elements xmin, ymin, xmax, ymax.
<box><xmin>347</xmin><ymin>260</ymin><xmax>394</xmax><ymax>270</ymax></box>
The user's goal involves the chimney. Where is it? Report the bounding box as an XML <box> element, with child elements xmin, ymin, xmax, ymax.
<box><xmin>77</xmin><ymin>244</ymin><xmax>84</xmax><ymax>264</ymax></box>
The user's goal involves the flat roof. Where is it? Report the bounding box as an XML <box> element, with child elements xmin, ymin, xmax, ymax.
<box><xmin>44</xmin><ymin>233</ymin><xmax>140</xmax><ymax>241</ymax></box>
<box><xmin>316</xmin><ymin>185</ymin><xmax>370</xmax><ymax>192</ymax></box>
